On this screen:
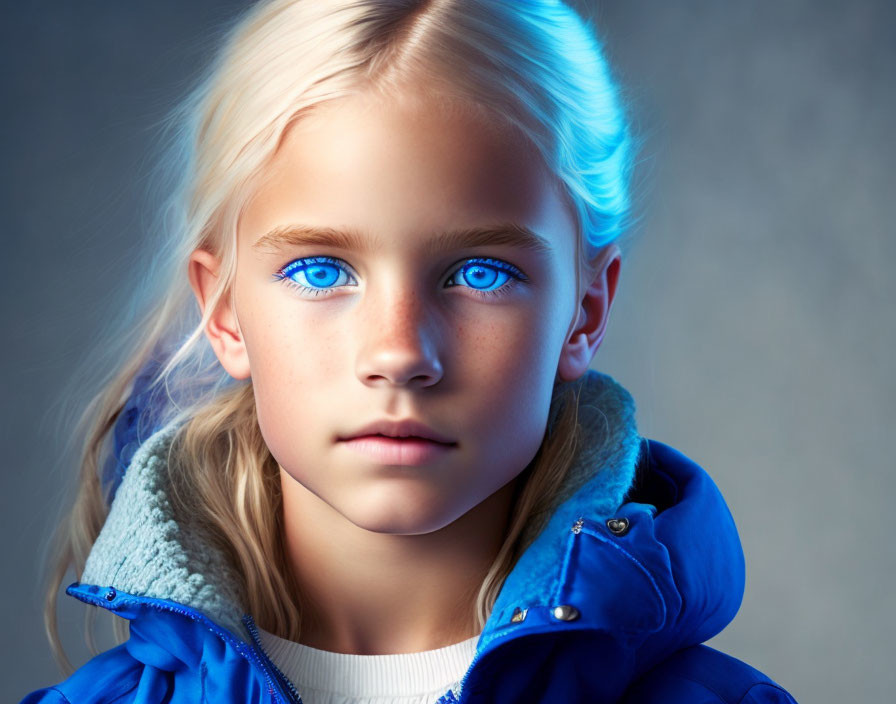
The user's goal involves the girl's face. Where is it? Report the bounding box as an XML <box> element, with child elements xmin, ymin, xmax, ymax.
<box><xmin>193</xmin><ymin>90</ymin><xmax>615</xmax><ymax>535</ymax></box>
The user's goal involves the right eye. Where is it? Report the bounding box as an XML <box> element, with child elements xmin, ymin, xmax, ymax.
<box><xmin>272</xmin><ymin>256</ymin><xmax>357</xmax><ymax>298</ymax></box>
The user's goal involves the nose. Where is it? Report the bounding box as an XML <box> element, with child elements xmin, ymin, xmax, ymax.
<box><xmin>355</xmin><ymin>285</ymin><xmax>444</xmax><ymax>388</ymax></box>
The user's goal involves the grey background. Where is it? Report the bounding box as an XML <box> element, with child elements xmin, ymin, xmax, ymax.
<box><xmin>4</xmin><ymin>1</ymin><xmax>893</xmax><ymax>702</ymax></box>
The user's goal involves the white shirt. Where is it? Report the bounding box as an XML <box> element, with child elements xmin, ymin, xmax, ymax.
<box><xmin>257</xmin><ymin>627</ymin><xmax>480</xmax><ymax>704</ymax></box>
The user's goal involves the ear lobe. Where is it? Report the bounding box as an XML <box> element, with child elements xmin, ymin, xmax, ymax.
<box><xmin>187</xmin><ymin>248</ymin><xmax>251</xmax><ymax>380</ymax></box>
<box><xmin>556</xmin><ymin>245</ymin><xmax>622</xmax><ymax>383</ymax></box>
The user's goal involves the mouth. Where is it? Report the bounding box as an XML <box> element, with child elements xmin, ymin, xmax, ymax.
<box><xmin>339</xmin><ymin>418</ymin><xmax>456</xmax><ymax>446</ymax></box>
<box><xmin>339</xmin><ymin>434</ymin><xmax>458</xmax><ymax>465</ymax></box>
<box><xmin>348</xmin><ymin>433</ymin><xmax>456</xmax><ymax>445</ymax></box>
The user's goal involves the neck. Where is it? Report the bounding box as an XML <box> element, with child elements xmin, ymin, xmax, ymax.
<box><xmin>278</xmin><ymin>466</ymin><xmax>517</xmax><ymax>655</ymax></box>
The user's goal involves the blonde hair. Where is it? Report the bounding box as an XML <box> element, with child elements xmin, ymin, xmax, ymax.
<box><xmin>42</xmin><ymin>0</ymin><xmax>635</xmax><ymax>674</ymax></box>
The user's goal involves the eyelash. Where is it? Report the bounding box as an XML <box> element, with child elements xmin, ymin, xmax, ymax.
<box><xmin>272</xmin><ymin>255</ymin><xmax>528</xmax><ymax>300</ymax></box>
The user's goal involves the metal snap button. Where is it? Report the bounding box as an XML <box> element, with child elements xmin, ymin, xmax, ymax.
<box><xmin>606</xmin><ymin>517</ymin><xmax>630</xmax><ymax>536</ymax></box>
<box><xmin>510</xmin><ymin>607</ymin><xmax>528</xmax><ymax>623</ymax></box>
<box><xmin>552</xmin><ymin>604</ymin><xmax>580</xmax><ymax>621</ymax></box>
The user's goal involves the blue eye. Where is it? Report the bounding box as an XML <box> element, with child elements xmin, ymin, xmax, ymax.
<box><xmin>445</xmin><ymin>258</ymin><xmax>527</xmax><ymax>298</ymax></box>
<box><xmin>274</xmin><ymin>256</ymin><xmax>354</xmax><ymax>297</ymax></box>
<box><xmin>272</xmin><ymin>256</ymin><xmax>527</xmax><ymax>299</ymax></box>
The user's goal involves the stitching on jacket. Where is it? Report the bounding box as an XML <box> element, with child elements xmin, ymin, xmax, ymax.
<box><xmin>200</xmin><ymin>661</ymin><xmax>209</xmax><ymax>704</ymax></box>
<box><xmin>553</xmin><ymin>523</ymin><xmax>579</xmax><ymax>602</ymax></box>
<box><xmin>579</xmin><ymin>524</ymin><xmax>668</xmax><ymax>627</ymax></box>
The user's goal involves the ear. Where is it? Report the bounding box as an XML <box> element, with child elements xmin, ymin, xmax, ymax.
<box><xmin>187</xmin><ymin>248</ymin><xmax>251</xmax><ymax>380</ymax></box>
<box><xmin>556</xmin><ymin>243</ymin><xmax>622</xmax><ymax>383</ymax></box>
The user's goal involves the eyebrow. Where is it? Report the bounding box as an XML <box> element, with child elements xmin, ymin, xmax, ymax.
<box><xmin>251</xmin><ymin>222</ymin><xmax>553</xmax><ymax>257</ymax></box>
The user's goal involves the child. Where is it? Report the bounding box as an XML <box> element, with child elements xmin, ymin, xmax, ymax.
<box><xmin>22</xmin><ymin>1</ymin><xmax>798</xmax><ymax>702</ymax></box>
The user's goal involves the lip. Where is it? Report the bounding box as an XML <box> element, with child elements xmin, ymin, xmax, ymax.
<box><xmin>339</xmin><ymin>435</ymin><xmax>457</xmax><ymax>466</ymax></box>
<box><xmin>339</xmin><ymin>418</ymin><xmax>456</xmax><ymax>445</ymax></box>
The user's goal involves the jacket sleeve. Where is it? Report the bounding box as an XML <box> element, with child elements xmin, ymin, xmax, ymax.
<box><xmin>620</xmin><ymin>644</ymin><xmax>799</xmax><ymax>704</ymax></box>
<box><xmin>20</xmin><ymin>687</ymin><xmax>72</xmax><ymax>704</ymax></box>
<box><xmin>18</xmin><ymin>644</ymin><xmax>143</xmax><ymax>704</ymax></box>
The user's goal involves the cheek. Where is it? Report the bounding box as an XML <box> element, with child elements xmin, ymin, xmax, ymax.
<box><xmin>458</xmin><ymin>303</ymin><xmax>563</xmax><ymax>460</ymax></box>
<box><xmin>236</xmin><ymin>287</ymin><xmax>342</xmax><ymax>453</ymax></box>
<box><xmin>461</xmin><ymin>289</ymin><xmax>565</xmax><ymax>388</ymax></box>
<box><xmin>240</xmin><ymin>277</ymin><xmax>341</xmax><ymax>376</ymax></box>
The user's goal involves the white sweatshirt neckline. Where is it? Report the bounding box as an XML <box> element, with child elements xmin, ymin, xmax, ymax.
<box><xmin>257</xmin><ymin>626</ymin><xmax>480</xmax><ymax>700</ymax></box>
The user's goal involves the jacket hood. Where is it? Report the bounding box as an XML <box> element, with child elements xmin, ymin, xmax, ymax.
<box><xmin>74</xmin><ymin>369</ymin><xmax>745</xmax><ymax>701</ymax></box>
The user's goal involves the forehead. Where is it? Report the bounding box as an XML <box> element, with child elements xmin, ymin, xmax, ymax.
<box><xmin>239</xmin><ymin>91</ymin><xmax>575</xmax><ymax>257</ymax></box>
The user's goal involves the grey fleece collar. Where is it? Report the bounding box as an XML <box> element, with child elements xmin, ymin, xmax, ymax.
<box><xmin>81</xmin><ymin>368</ymin><xmax>641</xmax><ymax>643</ymax></box>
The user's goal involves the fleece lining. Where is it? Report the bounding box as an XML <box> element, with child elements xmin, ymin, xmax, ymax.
<box><xmin>81</xmin><ymin>368</ymin><xmax>640</xmax><ymax>644</ymax></box>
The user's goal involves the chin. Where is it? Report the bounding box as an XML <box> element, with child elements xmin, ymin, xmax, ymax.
<box><xmin>341</xmin><ymin>494</ymin><xmax>462</xmax><ymax>536</ymax></box>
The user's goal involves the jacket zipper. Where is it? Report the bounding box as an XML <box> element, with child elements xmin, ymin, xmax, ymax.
<box><xmin>67</xmin><ymin>585</ymin><xmax>300</xmax><ymax>704</ymax></box>
<box><xmin>242</xmin><ymin>613</ymin><xmax>305</xmax><ymax>704</ymax></box>
<box><xmin>453</xmin><ymin>639</ymin><xmax>487</xmax><ymax>703</ymax></box>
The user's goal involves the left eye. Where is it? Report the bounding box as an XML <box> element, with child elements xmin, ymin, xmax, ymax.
<box><xmin>445</xmin><ymin>259</ymin><xmax>523</xmax><ymax>297</ymax></box>
<box><xmin>273</xmin><ymin>256</ymin><xmax>527</xmax><ymax>299</ymax></box>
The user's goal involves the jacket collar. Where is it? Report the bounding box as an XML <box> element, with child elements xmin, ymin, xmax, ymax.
<box><xmin>75</xmin><ymin>369</ymin><xmax>744</xmax><ymax>697</ymax></box>
<box><xmin>458</xmin><ymin>436</ymin><xmax>746</xmax><ymax>700</ymax></box>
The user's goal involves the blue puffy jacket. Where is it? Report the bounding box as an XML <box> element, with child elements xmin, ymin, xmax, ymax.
<box><xmin>21</xmin><ymin>369</ymin><xmax>799</xmax><ymax>703</ymax></box>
